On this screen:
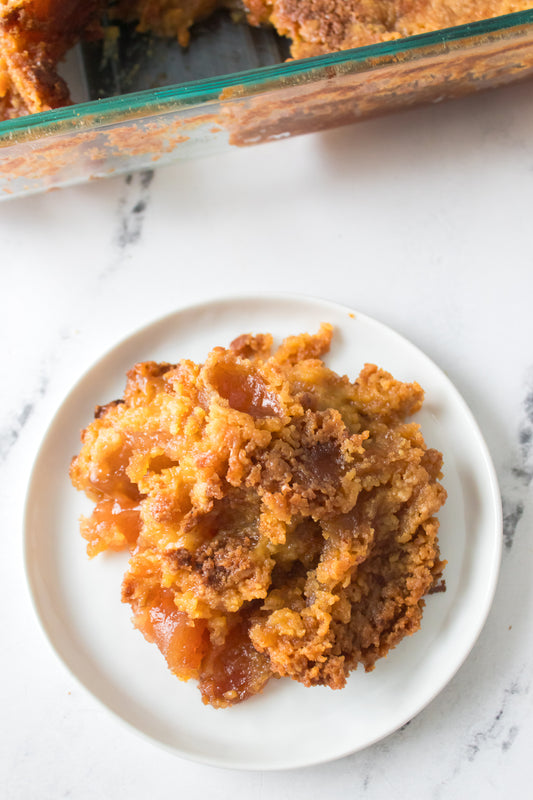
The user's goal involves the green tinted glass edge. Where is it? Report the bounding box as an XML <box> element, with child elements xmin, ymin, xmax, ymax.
<box><xmin>2</xmin><ymin>9</ymin><xmax>533</xmax><ymax>143</ymax></box>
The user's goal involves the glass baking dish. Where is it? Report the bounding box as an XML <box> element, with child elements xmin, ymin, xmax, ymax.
<box><xmin>1</xmin><ymin>9</ymin><xmax>533</xmax><ymax>200</ymax></box>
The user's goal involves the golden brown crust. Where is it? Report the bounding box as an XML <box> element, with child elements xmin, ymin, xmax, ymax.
<box><xmin>0</xmin><ymin>0</ymin><xmax>103</xmax><ymax>117</ymax></box>
<box><xmin>70</xmin><ymin>325</ymin><xmax>447</xmax><ymax>707</ymax></box>
<box><xmin>246</xmin><ymin>0</ymin><xmax>532</xmax><ymax>58</ymax></box>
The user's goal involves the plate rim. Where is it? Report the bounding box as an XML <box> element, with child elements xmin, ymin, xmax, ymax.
<box><xmin>23</xmin><ymin>292</ymin><xmax>503</xmax><ymax>770</ymax></box>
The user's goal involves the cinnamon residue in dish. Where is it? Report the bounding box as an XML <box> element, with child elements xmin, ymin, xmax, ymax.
<box><xmin>70</xmin><ymin>325</ymin><xmax>447</xmax><ymax>707</ymax></box>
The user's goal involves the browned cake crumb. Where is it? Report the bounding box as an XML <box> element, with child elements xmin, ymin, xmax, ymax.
<box><xmin>0</xmin><ymin>0</ymin><xmax>102</xmax><ymax>119</ymax></box>
<box><xmin>244</xmin><ymin>0</ymin><xmax>532</xmax><ymax>58</ymax></box>
<box><xmin>70</xmin><ymin>325</ymin><xmax>447</xmax><ymax>707</ymax></box>
<box><xmin>112</xmin><ymin>0</ymin><xmax>224</xmax><ymax>47</ymax></box>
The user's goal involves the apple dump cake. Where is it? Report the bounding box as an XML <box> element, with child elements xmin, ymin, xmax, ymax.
<box><xmin>1</xmin><ymin>0</ymin><xmax>532</xmax><ymax>120</ymax></box>
<box><xmin>70</xmin><ymin>324</ymin><xmax>447</xmax><ymax>707</ymax></box>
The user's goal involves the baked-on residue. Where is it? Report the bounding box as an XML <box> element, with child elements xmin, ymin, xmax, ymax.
<box><xmin>70</xmin><ymin>324</ymin><xmax>447</xmax><ymax>707</ymax></box>
<box><xmin>2</xmin><ymin>0</ymin><xmax>532</xmax><ymax>120</ymax></box>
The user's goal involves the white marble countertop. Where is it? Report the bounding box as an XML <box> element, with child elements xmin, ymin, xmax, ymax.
<box><xmin>2</xmin><ymin>76</ymin><xmax>533</xmax><ymax>798</ymax></box>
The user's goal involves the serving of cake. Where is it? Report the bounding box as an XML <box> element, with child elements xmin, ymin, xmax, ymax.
<box><xmin>1</xmin><ymin>0</ymin><xmax>531</xmax><ymax>120</ymax></box>
<box><xmin>70</xmin><ymin>324</ymin><xmax>447</xmax><ymax>708</ymax></box>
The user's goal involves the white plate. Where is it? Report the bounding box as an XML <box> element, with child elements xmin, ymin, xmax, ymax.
<box><xmin>24</xmin><ymin>294</ymin><xmax>502</xmax><ymax>770</ymax></box>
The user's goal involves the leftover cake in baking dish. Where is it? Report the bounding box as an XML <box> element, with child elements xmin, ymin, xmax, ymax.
<box><xmin>1</xmin><ymin>0</ymin><xmax>532</xmax><ymax>120</ymax></box>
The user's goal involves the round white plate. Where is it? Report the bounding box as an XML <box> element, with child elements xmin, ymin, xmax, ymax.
<box><xmin>24</xmin><ymin>294</ymin><xmax>502</xmax><ymax>770</ymax></box>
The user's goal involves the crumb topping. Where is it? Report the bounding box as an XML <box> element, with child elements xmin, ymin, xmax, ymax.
<box><xmin>70</xmin><ymin>324</ymin><xmax>447</xmax><ymax>707</ymax></box>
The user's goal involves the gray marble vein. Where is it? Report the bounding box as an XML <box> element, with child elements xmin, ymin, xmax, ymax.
<box><xmin>115</xmin><ymin>170</ymin><xmax>155</xmax><ymax>250</ymax></box>
<box><xmin>429</xmin><ymin>672</ymin><xmax>530</xmax><ymax>799</ymax></box>
<box><xmin>465</xmin><ymin>676</ymin><xmax>529</xmax><ymax>761</ymax></box>
<box><xmin>0</xmin><ymin>375</ymin><xmax>48</xmax><ymax>462</ymax></box>
<box><xmin>501</xmin><ymin>369</ymin><xmax>533</xmax><ymax>551</ymax></box>
<box><xmin>96</xmin><ymin>169</ymin><xmax>155</xmax><ymax>281</ymax></box>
